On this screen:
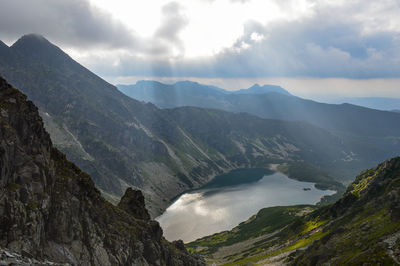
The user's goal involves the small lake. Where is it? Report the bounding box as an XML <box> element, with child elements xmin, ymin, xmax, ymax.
<box><xmin>156</xmin><ymin>170</ymin><xmax>335</xmax><ymax>243</ymax></box>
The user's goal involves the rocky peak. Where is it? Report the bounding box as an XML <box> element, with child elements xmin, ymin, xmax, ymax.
<box><xmin>11</xmin><ymin>34</ymin><xmax>51</xmax><ymax>50</ymax></box>
<box><xmin>118</xmin><ymin>187</ymin><xmax>151</xmax><ymax>220</ymax></box>
<box><xmin>10</xmin><ymin>34</ymin><xmax>72</xmax><ymax>69</ymax></box>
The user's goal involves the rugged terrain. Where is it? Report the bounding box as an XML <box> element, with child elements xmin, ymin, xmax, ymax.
<box><xmin>188</xmin><ymin>157</ymin><xmax>400</xmax><ymax>265</ymax></box>
<box><xmin>0</xmin><ymin>77</ymin><xmax>204</xmax><ymax>265</ymax></box>
<box><xmin>0</xmin><ymin>34</ymin><xmax>382</xmax><ymax>215</ymax></box>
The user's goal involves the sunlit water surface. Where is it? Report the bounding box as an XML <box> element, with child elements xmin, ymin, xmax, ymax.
<box><xmin>156</xmin><ymin>172</ymin><xmax>335</xmax><ymax>243</ymax></box>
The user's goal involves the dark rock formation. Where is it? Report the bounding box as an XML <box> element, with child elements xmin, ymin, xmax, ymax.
<box><xmin>118</xmin><ymin>188</ymin><xmax>151</xmax><ymax>220</ymax></box>
<box><xmin>0</xmin><ymin>76</ymin><xmax>204</xmax><ymax>265</ymax></box>
<box><xmin>0</xmin><ymin>247</ymin><xmax>68</xmax><ymax>266</ymax></box>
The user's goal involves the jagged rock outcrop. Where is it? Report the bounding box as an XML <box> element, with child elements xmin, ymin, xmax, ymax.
<box><xmin>118</xmin><ymin>188</ymin><xmax>150</xmax><ymax>220</ymax></box>
<box><xmin>0</xmin><ymin>76</ymin><xmax>204</xmax><ymax>265</ymax></box>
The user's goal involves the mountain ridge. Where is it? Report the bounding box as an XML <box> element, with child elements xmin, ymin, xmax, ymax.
<box><xmin>233</xmin><ymin>83</ymin><xmax>291</xmax><ymax>95</ymax></box>
<box><xmin>119</xmin><ymin>80</ymin><xmax>400</xmax><ymax>139</ymax></box>
<box><xmin>323</xmin><ymin>96</ymin><xmax>400</xmax><ymax>111</ymax></box>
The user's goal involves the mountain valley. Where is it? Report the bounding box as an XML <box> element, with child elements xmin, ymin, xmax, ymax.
<box><xmin>0</xmin><ymin>35</ymin><xmax>391</xmax><ymax>216</ymax></box>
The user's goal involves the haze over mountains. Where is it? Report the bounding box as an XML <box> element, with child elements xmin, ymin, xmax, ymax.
<box><xmin>119</xmin><ymin>80</ymin><xmax>400</xmax><ymax>138</ymax></box>
<box><xmin>120</xmin><ymin>80</ymin><xmax>400</xmax><ymax>166</ymax></box>
<box><xmin>0</xmin><ymin>34</ymin><xmax>399</xmax><ymax>216</ymax></box>
<box><xmin>322</xmin><ymin>97</ymin><xmax>400</xmax><ymax>112</ymax></box>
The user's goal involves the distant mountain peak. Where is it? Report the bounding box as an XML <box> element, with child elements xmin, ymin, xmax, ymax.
<box><xmin>175</xmin><ymin>80</ymin><xmax>200</xmax><ymax>85</ymax></box>
<box><xmin>135</xmin><ymin>80</ymin><xmax>165</xmax><ymax>86</ymax></box>
<box><xmin>249</xmin><ymin>83</ymin><xmax>261</xmax><ymax>89</ymax></box>
<box><xmin>22</xmin><ymin>33</ymin><xmax>47</xmax><ymax>40</ymax></box>
<box><xmin>235</xmin><ymin>83</ymin><xmax>291</xmax><ymax>96</ymax></box>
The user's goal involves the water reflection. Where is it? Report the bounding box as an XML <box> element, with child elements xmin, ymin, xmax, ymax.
<box><xmin>156</xmin><ymin>172</ymin><xmax>334</xmax><ymax>243</ymax></box>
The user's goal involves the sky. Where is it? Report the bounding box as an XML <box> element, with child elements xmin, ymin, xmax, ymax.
<box><xmin>0</xmin><ymin>0</ymin><xmax>399</xmax><ymax>98</ymax></box>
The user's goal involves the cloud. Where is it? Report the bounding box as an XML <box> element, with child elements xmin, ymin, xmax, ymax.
<box><xmin>231</xmin><ymin>0</ymin><xmax>252</xmax><ymax>3</ymax></box>
<box><xmin>154</xmin><ymin>2</ymin><xmax>189</xmax><ymax>56</ymax></box>
<box><xmin>1</xmin><ymin>0</ymin><xmax>399</xmax><ymax>79</ymax></box>
<box><xmin>0</xmin><ymin>0</ymin><xmax>138</xmax><ymax>49</ymax></box>
<box><xmin>95</xmin><ymin>0</ymin><xmax>400</xmax><ymax>79</ymax></box>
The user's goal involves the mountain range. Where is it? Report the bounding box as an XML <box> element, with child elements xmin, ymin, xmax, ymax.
<box><xmin>119</xmin><ymin>80</ymin><xmax>400</xmax><ymax>139</ymax></box>
<box><xmin>118</xmin><ymin>81</ymin><xmax>291</xmax><ymax>109</ymax></box>
<box><xmin>0</xmin><ymin>34</ymin><xmax>399</xmax><ymax>217</ymax></box>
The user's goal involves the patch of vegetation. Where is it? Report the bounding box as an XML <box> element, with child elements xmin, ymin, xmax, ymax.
<box><xmin>6</xmin><ymin>182</ymin><xmax>19</xmax><ymax>192</ymax></box>
<box><xmin>277</xmin><ymin>161</ymin><xmax>346</xmax><ymax>205</ymax></box>
<box><xmin>349</xmin><ymin>168</ymin><xmax>380</xmax><ymax>197</ymax></box>
<box><xmin>187</xmin><ymin>205</ymin><xmax>313</xmax><ymax>256</ymax></box>
<box><xmin>277</xmin><ymin>161</ymin><xmax>343</xmax><ymax>190</ymax></box>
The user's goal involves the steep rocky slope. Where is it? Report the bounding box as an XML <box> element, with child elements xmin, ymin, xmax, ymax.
<box><xmin>0</xmin><ymin>77</ymin><xmax>204</xmax><ymax>265</ymax></box>
<box><xmin>189</xmin><ymin>157</ymin><xmax>400</xmax><ymax>265</ymax></box>
<box><xmin>0</xmin><ymin>34</ymin><xmax>392</xmax><ymax>215</ymax></box>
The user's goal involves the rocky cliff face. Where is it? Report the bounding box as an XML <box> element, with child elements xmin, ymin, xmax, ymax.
<box><xmin>0</xmin><ymin>76</ymin><xmax>204</xmax><ymax>265</ymax></box>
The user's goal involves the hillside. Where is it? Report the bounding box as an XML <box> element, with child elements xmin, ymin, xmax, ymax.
<box><xmin>0</xmin><ymin>34</ymin><xmax>395</xmax><ymax>215</ymax></box>
<box><xmin>188</xmin><ymin>157</ymin><xmax>400</xmax><ymax>265</ymax></box>
<box><xmin>0</xmin><ymin>77</ymin><xmax>204</xmax><ymax>265</ymax></box>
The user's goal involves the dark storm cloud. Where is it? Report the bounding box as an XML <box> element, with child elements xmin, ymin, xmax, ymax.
<box><xmin>0</xmin><ymin>0</ymin><xmax>137</xmax><ymax>49</ymax></box>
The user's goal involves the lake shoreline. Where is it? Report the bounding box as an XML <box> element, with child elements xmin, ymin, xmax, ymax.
<box><xmin>157</xmin><ymin>170</ymin><xmax>335</xmax><ymax>243</ymax></box>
